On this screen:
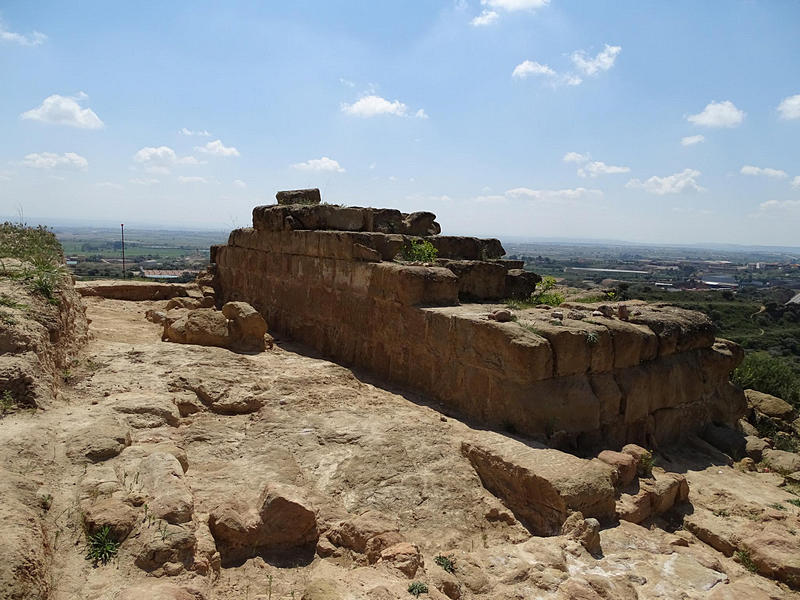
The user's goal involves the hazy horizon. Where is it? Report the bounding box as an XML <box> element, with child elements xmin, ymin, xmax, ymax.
<box><xmin>2</xmin><ymin>1</ymin><xmax>799</xmax><ymax>245</ymax></box>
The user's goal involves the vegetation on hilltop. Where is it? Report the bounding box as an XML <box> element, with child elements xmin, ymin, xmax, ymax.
<box><xmin>0</xmin><ymin>222</ymin><xmax>67</xmax><ymax>301</ymax></box>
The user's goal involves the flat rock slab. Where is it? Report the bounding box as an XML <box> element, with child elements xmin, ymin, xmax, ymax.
<box><xmin>77</xmin><ymin>280</ymin><xmax>191</xmax><ymax>301</ymax></box>
<box><xmin>460</xmin><ymin>431</ymin><xmax>616</xmax><ymax>535</ymax></box>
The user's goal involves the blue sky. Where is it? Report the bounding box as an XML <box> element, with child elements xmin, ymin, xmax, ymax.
<box><xmin>1</xmin><ymin>1</ymin><xmax>799</xmax><ymax>245</ymax></box>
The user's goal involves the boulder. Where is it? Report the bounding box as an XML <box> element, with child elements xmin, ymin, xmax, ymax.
<box><xmin>166</xmin><ymin>297</ymin><xmax>203</xmax><ymax>310</ymax></box>
<box><xmin>276</xmin><ymin>188</ymin><xmax>321</xmax><ymax>205</ymax></box>
<box><xmin>221</xmin><ymin>301</ymin><xmax>268</xmax><ymax>351</ymax></box>
<box><xmin>597</xmin><ymin>450</ymin><xmax>637</xmax><ymax>486</ymax></box>
<box><xmin>505</xmin><ymin>269</ymin><xmax>541</xmax><ymax>300</ymax></box>
<box><xmin>561</xmin><ymin>512</ymin><xmax>601</xmax><ymax>555</ymax></box>
<box><xmin>112</xmin><ymin>394</ymin><xmax>181</xmax><ymax>428</ymax></box>
<box><xmin>137</xmin><ymin>452</ymin><xmax>194</xmax><ymax>524</ymax></box>
<box><xmin>132</xmin><ymin>523</ymin><xmax>197</xmax><ymax>572</ymax></box>
<box><xmin>762</xmin><ymin>448</ymin><xmax>800</xmax><ymax>474</ymax></box>
<box><xmin>742</xmin><ymin>524</ymin><xmax>800</xmax><ymax>585</ymax></box>
<box><xmin>403</xmin><ymin>212</ymin><xmax>441</xmax><ymax>236</ymax></box>
<box><xmin>328</xmin><ymin>511</ymin><xmax>400</xmax><ymax>555</ymax></box>
<box><xmin>209</xmin><ymin>483</ymin><xmax>317</xmax><ymax>564</ymax></box>
<box><xmin>163</xmin><ymin>309</ymin><xmax>229</xmax><ymax>348</ymax></box>
<box><xmin>745</xmin><ymin>389</ymin><xmax>795</xmax><ymax>420</ymax></box>
<box><xmin>67</xmin><ymin>417</ymin><xmax>131</xmax><ymax>462</ymax></box>
<box><xmin>82</xmin><ymin>497</ymin><xmax>138</xmax><ymax>540</ymax></box>
<box><xmin>378</xmin><ymin>542</ymin><xmax>422</xmax><ymax>577</ymax></box>
<box><xmin>744</xmin><ymin>435</ymin><xmax>769</xmax><ymax>462</ymax></box>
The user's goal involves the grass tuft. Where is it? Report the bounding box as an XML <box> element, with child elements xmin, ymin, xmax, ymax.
<box><xmin>407</xmin><ymin>582</ymin><xmax>429</xmax><ymax>597</ymax></box>
<box><xmin>85</xmin><ymin>526</ymin><xmax>120</xmax><ymax>565</ymax></box>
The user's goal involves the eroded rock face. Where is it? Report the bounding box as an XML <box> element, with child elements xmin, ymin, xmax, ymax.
<box><xmin>67</xmin><ymin>416</ymin><xmax>131</xmax><ymax>462</ymax></box>
<box><xmin>209</xmin><ymin>483</ymin><xmax>318</xmax><ymax>565</ymax></box>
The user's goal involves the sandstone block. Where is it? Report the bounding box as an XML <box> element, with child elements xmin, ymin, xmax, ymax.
<box><xmin>744</xmin><ymin>435</ymin><xmax>769</xmax><ymax>462</ymax></box>
<box><xmin>742</xmin><ymin>525</ymin><xmax>800</xmax><ymax>585</ymax></box>
<box><xmin>504</xmin><ymin>269</ymin><xmax>541</xmax><ymax>300</ymax></box>
<box><xmin>403</xmin><ymin>211</ymin><xmax>441</xmax><ymax>236</ymax></box>
<box><xmin>82</xmin><ymin>497</ymin><xmax>138</xmax><ymax>540</ymax></box>
<box><xmin>378</xmin><ymin>542</ymin><xmax>422</xmax><ymax>577</ymax></box>
<box><xmin>745</xmin><ymin>389</ymin><xmax>795</xmax><ymax>420</ymax></box>
<box><xmin>67</xmin><ymin>417</ymin><xmax>131</xmax><ymax>463</ymax></box>
<box><xmin>368</xmin><ymin>263</ymin><xmax>458</xmax><ymax>306</ymax></box>
<box><xmin>276</xmin><ymin>188</ymin><xmax>321</xmax><ymax>205</ymax></box>
<box><xmin>163</xmin><ymin>309</ymin><xmax>229</xmax><ymax>348</ymax></box>
<box><xmin>763</xmin><ymin>448</ymin><xmax>800</xmax><ymax>474</ymax></box>
<box><xmin>328</xmin><ymin>511</ymin><xmax>399</xmax><ymax>554</ymax></box>
<box><xmin>222</xmin><ymin>301</ymin><xmax>268</xmax><ymax>351</ymax></box>
<box><xmin>138</xmin><ymin>452</ymin><xmax>194</xmax><ymax>524</ymax></box>
<box><xmin>561</xmin><ymin>512</ymin><xmax>601</xmax><ymax>555</ymax></box>
<box><xmin>597</xmin><ymin>450</ymin><xmax>637</xmax><ymax>486</ymax></box>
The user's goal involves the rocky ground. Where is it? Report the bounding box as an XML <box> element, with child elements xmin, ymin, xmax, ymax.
<box><xmin>1</xmin><ymin>290</ymin><xmax>799</xmax><ymax>599</ymax></box>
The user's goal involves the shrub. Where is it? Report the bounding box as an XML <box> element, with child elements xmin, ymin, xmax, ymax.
<box><xmin>434</xmin><ymin>554</ymin><xmax>456</xmax><ymax>573</ymax></box>
<box><xmin>0</xmin><ymin>389</ymin><xmax>15</xmax><ymax>415</ymax></box>
<box><xmin>732</xmin><ymin>352</ymin><xmax>800</xmax><ymax>407</ymax></box>
<box><xmin>85</xmin><ymin>526</ymin><xmax>120</xmax><ymax>565</ymax></box>
<box><xmin>0</xmin><ymin>222</ymin><xmax>67</xmax><ymax>300</ymax></box>
<box><xmin>407</xmin><ymin>582</ymin><xmax>429</xmax><ymax>597</ymax></box>
<box><xmin>505</xmin><ymin>275</ymin><xmax>565</xmax><ymax>308</ymax></box>
<box><xmin>399</xmin><ymin>239</ymin><xmax>438</xmax><ymax>263</ymax></box>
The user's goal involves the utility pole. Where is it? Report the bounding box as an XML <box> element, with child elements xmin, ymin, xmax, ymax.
<box><xmin>121</xmin><ymin>223</ymin><xmax>126</xmax><ymax>279</ymax></box>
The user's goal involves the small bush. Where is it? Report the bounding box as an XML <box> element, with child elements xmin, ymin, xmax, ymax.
<box><xmin>0</xmin><ymin>390</ymin><xmax>15</xmax><ymax>415</ymax></box>
<box><xmin>788</xmin><ymin>498</ymin><xmax>800</xmax><ymax>508</ymax></box>
<box><xmin>399</xmin><ymin>239</ymin><xmax>439</xmax><ymax>263</ymax></box>
<box><xmin>638</xmin><ymin>450</ymin><xmax>654</xmax><ymax>476</ymax></box>
<box><xmin>434</xmin><ymin>554</ymin><xmax>456</xmax><ymax>573</ymax></box>
<box><xmin>732</xmin><ymin>352</ymin><xmax>800</xmax><ymax>407</ymax></box>
<box><xmin>735</xmin><ymin>549</ymin><xmax>758</xmax><ymax>573</ymax></box>
<box><xmin>85</xmin><ymin>526</ymin><xmax>120</xmax><ymax>565</ymax></box>
<box><xmin>407</xmin><ymin>582</ymin><xmax>428</xmax><ymax>597</ymax></box>
<box><xmin>0</xmin><ymin>222</ymin><xmax>67</xmax><ymax>300</ymax></box>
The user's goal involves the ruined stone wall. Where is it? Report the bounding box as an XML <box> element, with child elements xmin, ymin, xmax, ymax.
<box><xmin>212</xmin><ymin>202</ymin><xmax>746</xmax><ymax>449</ymax></box>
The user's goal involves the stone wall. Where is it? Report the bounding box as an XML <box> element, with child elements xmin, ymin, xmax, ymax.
<box><xmin>211</xmin><ymin>201</ymin><xmax>746</xmax><ymax>449</ymax></box>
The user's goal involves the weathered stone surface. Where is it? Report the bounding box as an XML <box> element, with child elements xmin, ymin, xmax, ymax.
<box><xmin>429</xmin><ymin>236</ymin><xmax>505</xmax><ymax>260</ymax></box>
<box><xmin>702</xmin><ymin>423</ymin><xmax>747</xmax><ymax>458</ymax></box>
<box><xmin>301</xmin><ymin>579</ymin><xmax>344</xmax><ymax>600</ymax></box>
<box><xmin>437</xmin><ymin>260</ymin><xmax>507</xmax><ymax>301</ymax></box>
<box><xmin>561</xmin><ymin>512</ymin><xmax>601</xmax><ymax>555</ymax></box>
<box><xmin>222</xmin><ymin>301</ymin><xmax>268</xmax><ymax>351</ymax></box>
<box><xmin>403</xmin><ymin>211</ymin><xmax>441</xmax><ymax>236</ymax></box>
<box><xmin>328</xmin><ymin>511</ymin><xmax>399</xmax><ymax>555</ymax></box>
<box><xmin>461</xmin><ymin>432</ymin><xmax>616</xmax><ymax>535</ymax></box>
<box><xmin>118</xmin><ymin>583</ymin><xmax>204</xmax><ymax>600</ymax></box>
<box><xmin>112</xmin><ymin>393</ymin><xmax>181</xmax><ymax>428</ymax></box>
<box><xmin>745</xmin><ymin>388</ymin><xmax>795</xmax><ymax>420</ymax></box>
<box><xmin>163</xmin><ymin>309</ymin><xmax>229</xmax><ymax>347</ymax></box>
<box><xmin>378</xmin><ymin>542</ymin><xmax>422</xmax><ymax>577</ymax></box>
<box><xmin>276</xmin><ymin>188</ymin><xmax>321</xmax><ymax>205</ymax></box>
<box><xmin>127</xmin><ymin>451</ymin><xmax>194</xmax><ymax>524</ymax></box>
<box><xmin>209</xmin><ymin>483</ymin><xmax>317</xmax><ymax>564</ymax></box>
<box><xmin>132</xmin><ymin>523</ymin><xmax>197</xmax><ymax>572</ymax></box>
<box><xmin>67</xmin><ymin>416</ymin><xmax>131</xmax><ymax>462</ymax></box>
<box><xmin>504</xmin><ymin>268</ymin><xmax>541</xmax><ymax>300</ymax></box>
<box><xmin>744</xmin><ymin>435</ymin><xmax>769</xmax><ymax>462</ymax></box>
<box><xmin>742</xmin><ymin>525</ymin><xmax>800</xmax><ymax>585</ymax></box>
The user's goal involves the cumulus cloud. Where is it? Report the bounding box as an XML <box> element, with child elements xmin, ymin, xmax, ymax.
<box><xmin>777</xmin><ymin>94</ymin><xmax>800</xmax><ymax>120</ymax></box>
<box><xmin>681</xmin><ymin>135</ymin><xmax>705</xmax><ymax>146</ymax></box>
<box><xmin>758</xmin><ymin>199</ymin><xmax>800</xmax><ymax>213</ymax></box>
<box><xmin>291</xmin><ymin>157</ymin><xmax>345</xmax><ymax>173</ymax></box>
<box><xmin>0</xmin><ymin>19</ymin><xmax>46</xmax><ymax>46</ymax></box>
<box><xmin>22</xmin><ymin>152</ymin><xmax>88</xmax><ymax>170</ymax></box>
<box><xmin>195</xmin><ymin>139</ymin><xmax>240</xmax><ymax>157</ymax></box>
<box><xmin>740</xmin><ymin>165</ymin><xmax>788</xmax><ymax>179</ymax></box>
<box><xmin>687</xmin><ymin>100</ymin><xmax>745</xmax><ymax>128</ymax></box>
<box><xmin>21</xmin><ymin>93</ymin><xmax>104</xmax><ymax>129</ymax></box>
<box><xmin>626</xmin><ymin>169</ymin><xmax>704</xmax><ymax>195</ymax></box>
<box><xmin>471</xmin><ymin>10</ymin><xmax>499</xmax><ymax>26</ymax></box>
<box><xmin>179</xmin><ymin>128</ymin><xmax>211</xmax><ymax>136</ymax></box>
<box><xmin>482</xmin><ymin>0</ymin><xmax>549</xmax><ymax>11</ymax></box>
<box><xmin>793</xmin><ymin>176</ymin><xmax>800</xmax><ymax>189</ymax></box>
<box><xmin>178</xmin><ymin>176</ymin><xmax>210</xmax><ymax>184</ymax></box>
<box><xmin>233</xmin><ymin>179</ymin><xmax>247</xmax><ymax>188</ymax></box>
<box><xmin>341</xmin><ymin>95</ymin><xmax>426</xmax><ymax>119</ymax></box>
<box><xmin>129</xmin><ymin>177</ymin><xmax>159</xmax><ymax>185</ymax></box>
<box><xmin>96</xmin><ymin>182</ymin><xmax>123</xmax><ymax>190</ymax></box>
<box><xmin>512</xmin><ymin>60</ymin><xmax>555</xmax><ymax>79</ymax></box>
<box><xmin>504</xmin><ymin>187</ymin><xmax>602</xmax><ymax>201</ymax></box>
<box><xmin>578</xmin><ymin>161</ymin><xmax>630</xmax><ymax>178</ymax></box>
<box><xmin>563</xmin><ymin>152</ymin><xmax>589</xmax><ymax>163</ymax></box>
<box><xmin>133</xmin><ymin>146</ymin><xmax>200</xmax><ymax>174</ymax></box>
<box><xmin>571</xmin><ymin>44</ymin><xmax>621</xmax><ymax>76</ymax></box>
<box><xmin>562</xmin><ymin>152</ymin><xmax>627</xmax><ymax>177</ymax></box>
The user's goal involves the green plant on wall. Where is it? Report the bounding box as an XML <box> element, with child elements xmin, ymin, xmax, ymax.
<box><xmin>399</xmin><ymin>239</ymin><xmax>439</xmax><ymax>263</ymax></box>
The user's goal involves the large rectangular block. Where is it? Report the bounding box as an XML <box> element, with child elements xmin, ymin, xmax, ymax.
<box><xmin>367</xmin><ymin>263</ymin><xmax>458</xmax><ymax>306</ymax></box>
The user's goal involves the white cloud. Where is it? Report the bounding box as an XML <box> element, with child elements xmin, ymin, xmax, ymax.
<box><xmin>291</xmin><ymin>157</ymin><xmax>345</xmax><ymax>173</ymax></box>
<box><xmin>504</xmin><ymin>187</ymin><xmax>602</xmax><ymax>201</ymax></box>
<box><xmin>758</xmin><ymin>199</ymin><xmax>800</xmax><ymax>213</ymax></box>
<box><xmin>471</xmin><ymin>10</ymin><xmax>499</xmax><ymax>26</ymax></box>
<box><xmin>792</xmin><ymin>176</ymin><xmax>800</xmax><ymax>189</ymax></box>
<box><xmin>179</xmin><ymin>128</ymin><xmax>211</xmax><ymax>136</ymax></box>
<box><xmin>571</xmin><ymin>44</ymin><xmax>621</xmax><ymax>76</ymax></box>
<box><xmin>681</xmin><ymin>135</ymin><xmax>705</xmax><ymax>146</ymax></box>
<box><xmin>626</xmin><ymin>169</ymin><xmax>704</xmax><ymax>195</ymax></box>
<box><xmin>777</xmin><ymin>94</ymin><xmax>800</xmax><ymax>120</ymax></box>
<box><xmin>687</xmin><ymin>100</ymin><xmax>745</xmax><ymax>128</ymax></box>
<box><xmin>482</xmin><ymin>0</ymin><xmax>549</xmax><ymax>11</ymax></box>
<box><xmin>129</xmin><ymin>177</ymin><xmax>159</xmax><ymax>185</ymax></box>
<box><xmin>233</xmin><ymin>179</ymin><xmax>247</xmax><ymax>188</ymax></box>
<box><xmin>133</xmin><ymin>146</ymin><xmax>200</xmax><ymax>174</ymax></box>
<box><xmin>563</xmin><ymin>152</ymin><xmax>589</xmax><ymax>163</ymax></box>
<box><xmin>21</xmin><ymin>93</ymin><xmax>103</xmax><ymax>129</ymax></box>
<box><xmin>342</xmin><ymin>95</ymin><xmax>425</xmax><ymax>118</ymax></box>
<box><xmin>512</xmin><ymin>60</ymin><xmax>555</xmax><ymax>79</ymax></box>
<box><xmin>740</xmin><ymin>165</ymin><xmax>788</xmax><ymax>179</ymax></box>
<box><xmin>339</xmin><ymin>78</ymin><xmax>355</xmax><ymax>88</ymax></box>
<box><xmin>578</xmin><ymin>161</ymin><xmax>630</xmax><ymax>178</ymax></box>
<box><xmin>0</xmin><ymin>19</ymin><xmax>46</xmax><ymax>46</ymax></box>
<box><xmin>195</xmin><ymin>139</ymin><xmax>240</xmax><ymax>157</ymax></box>
<box><xmin>96</xmin><ymin>181</ymin><xmax>123</xmax><ymax>190</ymax></box>
<box><xmin>178</xmin><ymin>176</ymin><xmax>210</xmax><ymax>184</ymax></box>
<box><xmin>22</xmin><ymin>152</ymin><xmax>88</xmax><ymax>170</ymax></box>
